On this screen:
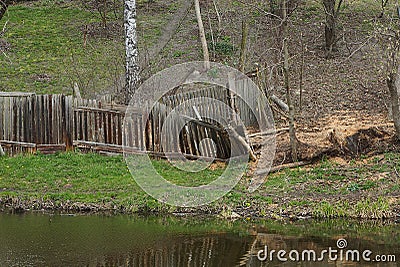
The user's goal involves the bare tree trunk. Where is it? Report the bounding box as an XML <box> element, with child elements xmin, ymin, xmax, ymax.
<box><xmin>387</xmin><ymin>71</ymin><xmax>400</xmax><ymax>139</ymax></box>
<box><xmin>194</xmin><ymin>0</ymin><xmax>210</xmax><ymax>69</ymax></box>
<box><xmin>323</xmin><ymin>0</ymin><xmax>336</xmax><ymax>57</ymax></box>
<box><xmin>322</xmin><ymin>0</ymin><xmax>342</xmax><ymax>58</ymax></box>
<box><xmin>282</xmin><ymin>0</ymin><xmax>298</xmax><ymax>162</ymax></box>
<box><xmin>0</xmin><ymin>144</ymin><xmax>4</xmax><ymax>157</ymax></box>
<box><xmin>124</xmin><ymin>0</ymin><xmax>140</xmax><ymax>104</ymax></box>
<box><xmin>212</xmin><ymin>0</ymin><xmax>221</xmax><ymax>32</ymax></box>
<box><xmin>239</xmin><ymin>19</ymin><xmax>248</xmax><ymax>73</ymax></box>
<box><xmin>299</xmin><ymin>31</ymin><xmax>304</xmax><ymax>110</ymax></box>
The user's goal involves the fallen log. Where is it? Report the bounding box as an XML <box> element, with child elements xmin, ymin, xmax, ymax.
<box><xmin>248</xmin><ymin>128</ymin><xmax>289</xmax><ymax>138</ymax></box>
<box><xmin>270</xmin><ymin>94</ymin><xmax>289</xmax><ymax>112</ymax></box>
<box><xmin>255</xmin><ymin>161</ymin><xmax>310</xmax><ymax>175</ymax></box>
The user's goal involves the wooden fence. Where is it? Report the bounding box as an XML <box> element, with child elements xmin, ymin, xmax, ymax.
<box><xmin>0</xmin><ymin>93</ymin><xmax>71</xmax><ymax>154</ymax></box>
<box><xmin>0</xmin><ymin>93</ymin><xmax>111</xmax><ymax>155</ymax></box>
<box><xmin>0</xmin><ymin>80</ymin><xmax>261</xmax><ymax>158</ymax></box>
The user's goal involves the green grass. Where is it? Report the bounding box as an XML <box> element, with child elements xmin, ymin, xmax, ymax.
<box><xmin>0</xmin><ymin>152</ymin><xmax>136</xmax><ymax>201</ymax></box>
<box><xmin>0</xmin><ymin>0</ymin><xmax>387</xmax><ymax>97</ymax></box>
<box><xmin>0</xmin><ymin>152</ymin><xmax>226</xmax><ymax>211</ymax></box>
<box><xmin>256</xmin><ymin>153</ymin><xmax>399</xmax><ymax>218</ymax></box>
<box><xmin>0</xmin><ymin>152</ymin><xmax>398</xmax><ymax>218</ymax></box>
<box><xmin>314</xmin><ymin>201</ymin><xmax>349</xmax><ymax>218</ymax></box>
<box><xmin>265</xmin><ymin>153</ymin><xmax>400</xmax><ymax>194</ymax></box>
<box><xmin>150</xmin><ymin>160</ymin><xmax>225</xmax><ymax>187</ymax></box>
<box><xmin>0</xmin><ymin>4</ymin><xmax>127</xmax><ymax>95</ymax></box>
<box><xmin>313</xmin><ymin>197</ymin><xmax>391</xmax><ymax>219</ymax></box>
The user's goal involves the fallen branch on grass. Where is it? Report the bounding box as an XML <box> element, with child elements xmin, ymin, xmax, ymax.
<box><xmin>269</xmin><ymin>161</ymin><xmax>310</xmax><ymax>172</ymax></box>
<box><xmin>255</xmin><ymin>161</ymin><xmax>310</xmax><ymax>176</ymax></box>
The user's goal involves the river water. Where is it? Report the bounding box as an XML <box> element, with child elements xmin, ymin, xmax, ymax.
<box><xmin>0</xmin><ymin>212</ymin><xmax>398</xmax><ymax>266</ymax></box>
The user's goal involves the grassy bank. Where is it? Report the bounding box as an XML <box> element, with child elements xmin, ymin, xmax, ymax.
<box><xmin>0</xmin><ymin>0</ymin><xmax>173</xmax><ymax>95</ymax></box>
<box><xmin>0</xmin><ymin>4</ymin><xmax>119</xmax><ymax>94</ymax></box>
<box><xmin>0</xmin><ymin>152</ymin><xmax>398</xmax><ymax>219</ymax></box>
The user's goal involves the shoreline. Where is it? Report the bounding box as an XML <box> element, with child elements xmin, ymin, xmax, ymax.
<box><xmin>1</xmin><ymin>195</ymin><xmax>399</xmax><ymax>221</ymax></box>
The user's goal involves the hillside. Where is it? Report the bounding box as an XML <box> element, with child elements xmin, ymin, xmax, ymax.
<box><xmin>0</xmin><ymin>0</ymin><xmax>400</xmax><ymax>218</ymax></box>
<box><xmin>1</xmin><ymin>1</ymin><xmax>400</xmax><ymax>160</ymax></box>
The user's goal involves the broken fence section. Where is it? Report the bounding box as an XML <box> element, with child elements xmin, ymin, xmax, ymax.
<box><xmin>1</xmin><ymin>81</ymin><xmax>262</xmax><ymax>159</ymax></box>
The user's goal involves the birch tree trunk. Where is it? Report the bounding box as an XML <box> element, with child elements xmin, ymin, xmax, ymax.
<box><xmin>194</xmin><ymin>0</ymin><xmax>210</xmax><ymax>69</ymax></box>
<box><xmin>124</xmin><ymin>0</ymin><xmax>140</xmax><ymax>104</ymax></box>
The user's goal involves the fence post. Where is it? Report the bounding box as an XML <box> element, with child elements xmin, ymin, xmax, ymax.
<box><xmin>61</xmin><ymin>95</ymin><xmax>73</xmax><ymax>150</ymax></box>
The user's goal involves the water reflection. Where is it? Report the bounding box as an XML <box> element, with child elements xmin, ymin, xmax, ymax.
<box><xmin>89</xmin><ymin>234</ymin><xmax>252</xmax><ymax>267</ymax></box>
<box><xmin>0</xmin><ymin>212</ymin><xmax>398</xmax><ymax>266</ymax></box>
<box><xmin>240</xmin><ymin>233</ymin><xmax>398</xmax><ymax>266</ymax></box>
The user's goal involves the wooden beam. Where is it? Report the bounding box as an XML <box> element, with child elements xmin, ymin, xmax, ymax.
<box><xmin>74</xmin><ymin>140</ymin><xmax>228</xmax><ymax>161</ymax></box>
<box><xmin>0</xmin><ymin>92</ymin><xmax>35</xmax><ymax>97</ymax></box>
<box><xmin>248</xmin><ymin>128</ymin><xmax>289</xmax><ymax>138</ymax></box>
<box><xmin>0</xmin><ymin>140</ymin><xmax>36</xmax><ymax>148</ymax></box>
<box><xmin>74</xmin><ymin>106</ymin><xmax>127</xmax><ymax>115</ymax></box>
